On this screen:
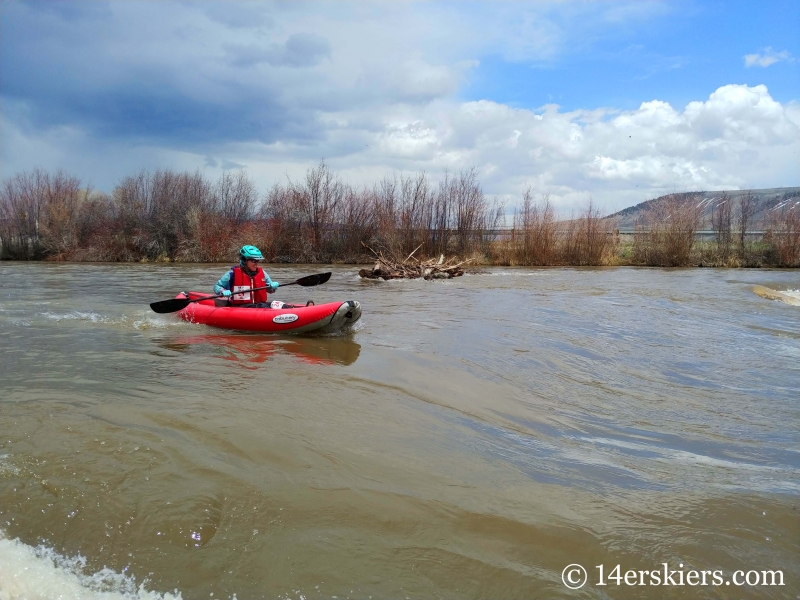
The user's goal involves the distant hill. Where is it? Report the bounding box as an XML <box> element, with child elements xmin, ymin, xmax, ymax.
<box><xmin>606</xmin><ymin>187</ymin><xmax>800</xmax><ymax>231</ymax></box>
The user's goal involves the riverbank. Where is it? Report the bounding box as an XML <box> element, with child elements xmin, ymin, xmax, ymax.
<box><xmin>3</xmin><ymin>166</ymin><xmax>799</xmax><ymax>267</ymax></box>
<box><xmin>3</xmin><ymin>240</ymin><xmax>797</xmax><ymax>269</ymax></box>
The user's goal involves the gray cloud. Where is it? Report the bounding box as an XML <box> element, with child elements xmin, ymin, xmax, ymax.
<box><xmin>225</xmin><ymin>33</ymin><xmax>331</xmax><ymax>68</ymax></box>
<box><xmin>200</xmin><ymin>3</ymin><xmax>274</xmax><ymax>29</ymax></box>
<box><xmin>204</xmin><ymin>156</ymin><xmax>246</xmax><ymax>169</ymax></box>
<box><xmin>278</xmin><ymin>33</ymin><xmax>332</xmax><ymax>67</ymax></box>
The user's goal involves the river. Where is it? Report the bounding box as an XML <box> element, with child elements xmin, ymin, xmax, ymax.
<box><xmin>1</xmin><ymin>263</ymin><xmax>798</xmax><ymax>599</ymax></box>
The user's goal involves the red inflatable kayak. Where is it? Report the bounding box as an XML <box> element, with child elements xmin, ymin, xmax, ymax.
<box><xmin>177</xmin><ymin>292</ymin><xmax>362</xmax><ymax>333</ymax></box>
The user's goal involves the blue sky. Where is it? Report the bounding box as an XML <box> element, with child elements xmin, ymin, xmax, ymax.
<box><xmin>1</xmin><ymin>0</ymin><xmax>798</xmax><ymax>213</ymax></box>
<box><xmin>463</xmin><ymin>0</ymin><xmax>800</xmax><ymax>111</ymax></box>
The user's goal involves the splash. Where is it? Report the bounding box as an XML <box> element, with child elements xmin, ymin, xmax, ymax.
<box><xmin>42</xmin><ymin>310</ymin><xmax>114</xmax><ymax>323</ymax></box>
<box><xmin>0</xmin><ymin>454</ymin><xmax>20</xmax><ymax>476</ymax></box>
<box><xmin>781</xmin><ymin>289</ymin><xmax>800</xmax><ymax>302</ymax></box>
<box><xmin>131</xmin><ymin>315</ymin><xmax>187</xmax><ymax>331</ymax></box>
<box><xmin>40</xmin><ymin>310</ymin><xmax>187</xmax><ymax>331</ymax></box>
<box><xmin>753</xmin><ymin>285</ymin><xmax>800</xmax><ymax>306</ymax></box>
<box><xmin>0</xmin><ymin>532</ymin><xmax>182</xmax><ymax>600</ymax></box>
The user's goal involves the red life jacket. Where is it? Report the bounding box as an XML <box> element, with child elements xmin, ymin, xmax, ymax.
<box><xmin>229</xmin><ymin>266</ymin><xmax>268</xmax><ymax>305</ymax></box>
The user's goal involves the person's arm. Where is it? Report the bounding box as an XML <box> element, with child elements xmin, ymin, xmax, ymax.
<box><xmin>214</xmin><ymin>270</ymin><xmax>233</xmax><ymax>296</ymax></box>
<box><xmin>262</xmin><ymin>270</ymin><xmax>279</xmax><ymax>292</ymax></box>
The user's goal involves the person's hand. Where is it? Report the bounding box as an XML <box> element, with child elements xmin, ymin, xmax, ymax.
<box><xmin>219</xmin><ymin>290</ymin><xmax>231</xmax><ymax>297</ymax></box>
<box><xmin>269</xmin><ymin>282</ymin><xmax>280</xmax><ymax>293</ymax></box>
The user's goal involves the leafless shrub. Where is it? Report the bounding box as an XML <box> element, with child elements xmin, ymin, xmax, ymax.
<box><xmin>261</xmin><ymin>182</ymin><xmax>307</xmax><ymax>261</ymax></box>
<box><xmin>331</xmin><ymin>187</ymin><xmax>377</xmax><ymax>261</ymax></box>
<box><xmin>398</xmin><ymin>171</ymin><xmax>434</xmax><ymax>256</ymax></box>
<box><xmin>0</xmin><ymin>169</ymin><xmax>84</xmax><ymax>259</ymax></box>
<box><xmin>765</xmin><ymin>204</ymin><xmax>800</xmax><ymax>267</ymax></box>
<box><xmin>16</xmin><ymin>166</ymin><xmax>796</xmax><ymax>268</ymax></box>
<box><xmin>711</xmin><ymin>191</ymin><xmax>733</xmax><ymax>260</ymax></box>
<box><xmin>260</xmin><ymin>161</ymin><xmax>348</xmax><ymax>262</ymax></box>
<box><xmin>211</xmin><ymin>170</ymin><xmax>257</xmax><ymax>223</ymax></box>
<box><xmin>298</xmin><ymin>160</ymin><xmax>344</xmax><ymax>258</ymax></box>
<box><xmin>633</xmin><ymin>193</ymin><xmax>702</xmax><ymax>266</ymax></box>
<box><xmin>362</xmin><ymin>168</ymin><xmax>497</xmax><ymax>261</ymax></box>
<box><xmin>448</xmin><ymin>167</ymin><xmax>486</xmax><ymax>255</ymax></box>
<box><xmin>177</xmin><ymin>210</ymin><xmax>233</xmax><ymax>263</ymax></box>
<box><xmin>371</xmin><ymin>174</ymin><xmax>401</xmax><ymax>251</ymax></box>
<box><xmin>511</xmin><ymin>188</ymin><xmax>558</xmax><ymax>265</ymax></box>
<box><xmin>560</xmin><ymin>199</ymin><xmax>614</xmax><ymax>265</ymax></box>
<box><xmin>737</xmin><ymin>191</ymin><xmax>757</xmax><ymax>255</ymax></box>
<box><xmin>113</xmin><ymin>169</ymin><xmax>212</xmax><ymax>260</ymax></box>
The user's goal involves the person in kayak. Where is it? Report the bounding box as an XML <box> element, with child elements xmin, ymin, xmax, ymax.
<box><xmin>214</xmin><ymin>245</ymin><xmax>280</xmax><ymax>308</ymax></box>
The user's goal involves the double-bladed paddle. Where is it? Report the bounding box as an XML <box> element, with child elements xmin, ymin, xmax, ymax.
<box><xmin>149</xmin><ymin>272</ymin><xmax>332</xmax><ymax>314</ymax></box>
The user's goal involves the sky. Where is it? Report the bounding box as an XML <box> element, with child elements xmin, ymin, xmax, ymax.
<box><xmin>1</xmin><ymin>0</ymin><xmax>798</xmax><ymax>213</ymax></box>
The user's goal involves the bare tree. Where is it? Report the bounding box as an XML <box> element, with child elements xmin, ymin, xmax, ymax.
<box><xmin>633</xmin><ymin>193</ymin><xmax>702</xmax><ymax>266</ymax></box>
<box><xmin>332</xmin><ymin>186</ymin><xmax>376</xmax><ymax>260</ymax></box>
<box><xmin>450</xmin><ymin>167</ymin><xmax>485</xmax><ymax>255</ymax></box>
<box><xmin>765</xmin><ymin>204</ymin><xmax>800</xmax><ymax>267</ymax></box>
<box><xmin>0</xmin><ymin>169</ymin><xmax>83</xmax><ymax>259</ymax></box>
<box><xmin>560</xmin><ymin>199</ymin><xmax>612</xmax><ymax>265</ymax></box>
<box><xmin>399</xmin><ymin>171</ymin><xmax>433</xmax><ymax>256</ymax></box>
<box><xmin>737</xmin><ymin>191</ymin><xmax>757</xmax><ymax>255</ymax></box>
<box><xmin>211</xmin><ymin>170</ymin><xmax>257</xmax><ymax>223</ymax></box>
<box><xmin>374</xmin><ymin>174</ymin><xmax>399</xmax><ymax>248</ymax></box>
<box><xmin>514</xmin><ymin>188</ymin><xmax>558</xmax><ymax>265</ymax></box>
<box><xmin>711</xmin><ymin>192</ymin><xmax>732</xmax><ymax>259</ymax></box>
<box><xmin>297</xmin><ymin>160</ymin><xmax>344</xmax><ymax>257</ymax></box>
<box><xmin>111</xmin><ymin>169</ymin><xmax>212</xmax><ymax>260</ymax></box>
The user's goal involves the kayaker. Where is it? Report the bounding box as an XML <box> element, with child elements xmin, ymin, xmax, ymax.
<box><xmin>214</xmin><ymin>245</ymin><xmax>280</xmax><ymax>308</ymax></box>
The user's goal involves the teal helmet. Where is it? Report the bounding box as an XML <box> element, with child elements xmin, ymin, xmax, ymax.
<box><xmin>238</xmin><ymin>245</ymin><xmax>264</xmax><ymax>262</ymax></box>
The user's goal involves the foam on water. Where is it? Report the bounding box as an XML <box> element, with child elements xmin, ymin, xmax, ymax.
<box><xmin>485</xmin><ymin>270</ymin><xmax>547</xmax><ymax>277</ymax></box>
<box><xmin>39</xmin><ymin>310</ymin><xmax>185</xmax><ymax>331</ymax></box>
<box><xmin>0</xmin><ymin>532</ymin><xmax>183</xmax><ymax>600</ymax></box>
<box><xmin>782</xmin><ymin>289</ymin><xmax>800</xmax><ymax>301</ymax></box>
<box><xmin>131</xmin><ymin>315</ymin><xmax>185</xmax><ymax>331</ymax></box>
<box><xmin>0</xmin><ymin>455</ymin><xmax>20</xmax><ymax>476</ymax></box>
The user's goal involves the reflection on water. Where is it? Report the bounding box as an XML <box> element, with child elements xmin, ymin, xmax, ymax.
<box><xmin>156</xmin><ymin>334</ymin><xmax>362</xmax><ymax>367</ymax></box>
<box><xmin>0</xmin><ymin>263</ymin><xmax>798</xmax><ymax>599</ymax></box>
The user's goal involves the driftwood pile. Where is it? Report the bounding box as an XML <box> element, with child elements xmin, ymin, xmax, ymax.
<box><xmin>358</xmin><ymin>243</ymin><xmax>471</xmax><ymax>280</ymax></box>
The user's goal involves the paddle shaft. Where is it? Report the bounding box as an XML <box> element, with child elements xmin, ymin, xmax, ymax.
<box><xmin>181</xmin><ymin>277</ymin><xmax>318</xmax><ymax>302</ymax></box>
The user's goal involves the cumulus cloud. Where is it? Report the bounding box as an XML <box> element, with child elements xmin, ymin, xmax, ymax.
<box><xmin>744</xmin><ymin>47</ymin><xmax>792</xmax><ymax>68</ymax></box>
<box><xmin>274</xmin><ymin>84</ymin><xmax>799</xmax><ymax>212</ymax></box>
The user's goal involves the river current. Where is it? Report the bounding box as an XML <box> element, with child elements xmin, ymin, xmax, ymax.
<box><xmin>0</xmin><ymin>263</ymin><xmax>798</xmax><ymax>599</ymax></box>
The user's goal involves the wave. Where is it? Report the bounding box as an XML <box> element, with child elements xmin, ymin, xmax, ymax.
<box><xmin>0</xmin><ymin>531</ymin><xmax>186</xmax><ymax>600</ymax></box>
<box><xmin>40</xmin><ymin>311</ymin><xmax>187</xmax><ymax>331</ymax></box>
<box><xmin>753</xmin><ymin>285</ymin><xmax>800</xmax><ymax>306</ymax></box>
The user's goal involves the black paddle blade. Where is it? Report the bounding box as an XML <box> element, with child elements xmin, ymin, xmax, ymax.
<box><xmin>149</xmin><ymin>297</ymin><xmax>193</xmax><ymax>314</ymax></box>
<box><xmin>296</xmin><ymin>272</ymin><xmax>332</xmax><ymax>287</ymax></box>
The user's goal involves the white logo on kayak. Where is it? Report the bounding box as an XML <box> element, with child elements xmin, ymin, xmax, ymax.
<box><xmin>272</xmin><ymin>313</ymin><xmax>299</xmax><ymax>324</ymax></box>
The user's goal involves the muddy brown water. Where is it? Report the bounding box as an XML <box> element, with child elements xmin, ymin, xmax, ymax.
<box><xmin>1</xmin><ymin>263</ymin><xmax>798</xmax><ymax>599</ymax></box>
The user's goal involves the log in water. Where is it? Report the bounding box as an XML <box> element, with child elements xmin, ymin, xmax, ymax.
<box><xmin>1</xmin><ymin>263</ymin><xmax>798</xmax><ymax>599</ymax></box>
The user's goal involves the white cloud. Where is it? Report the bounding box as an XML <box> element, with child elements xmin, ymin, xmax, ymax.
<box><xmin>4</xmin><ymin>84</ymin><xmax>798</xmax><ymax>214</ymax></box>
<box><xmin>319</xmin><ymin>84</ymin><xmax>799</xmax><ymax>212</ymax></box>
<box><xmin>744</xmin><ymin>47</ymin><xmax>792</xmax><ymax>68</ymax></box>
